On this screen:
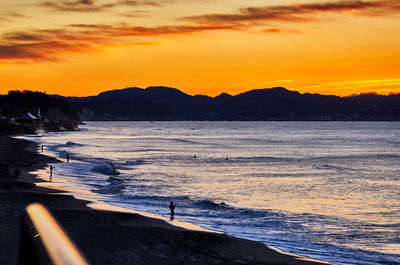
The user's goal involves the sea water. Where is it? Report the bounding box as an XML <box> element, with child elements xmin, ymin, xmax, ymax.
<box><xmin>24</xmin><ymin>121</ymin><xmax>400</xmax><ymax>265</ymax></box>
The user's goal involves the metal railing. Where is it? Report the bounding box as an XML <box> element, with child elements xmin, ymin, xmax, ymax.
<box><xmin>18</xmin><ymin>203</ymin><xmax>90</xmax><ymax>265</ymax></box>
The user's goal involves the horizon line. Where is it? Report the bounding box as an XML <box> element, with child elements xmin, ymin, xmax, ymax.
<box><xmin>2</xmin><ymin>86</ymin><xmax>399</xmax><ymax>98</ymax></box>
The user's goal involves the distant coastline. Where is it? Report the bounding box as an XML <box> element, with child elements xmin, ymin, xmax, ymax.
<box><xmin>64</xmin><ymin>86</ymin><xmax>400</xmax><ymax>121</ymax></box>
<box><xmin>2</xmin><ymin>87</ymin><xmax>400</xmax><ymax>122</ymax></box>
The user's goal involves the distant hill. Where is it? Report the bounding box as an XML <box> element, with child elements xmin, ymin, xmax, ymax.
<box><xmin>63</xmin><ymin>86</ymin><xmax>400</xmax><ymax>121</ymax></box>
<box><xmin>0</xmin><ymin>90</ymin><xmax>80</xmax><ymax>121</ymax></box>
<box><xmin>0</xmin><ymin>90</ymin><xmax>81</xmax><ymax>134</ymax></box>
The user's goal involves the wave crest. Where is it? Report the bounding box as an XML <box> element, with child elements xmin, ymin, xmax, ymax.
<box><xmin>91</xmin><ymin>163</ymin><xmax>120</xmax><ymax>175</ymax></box>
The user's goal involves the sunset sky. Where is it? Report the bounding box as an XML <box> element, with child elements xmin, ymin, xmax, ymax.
<box><xmin>0</xmin><ymin>0</ymin><xmax>399</xmax><ymax>97</ymax></box>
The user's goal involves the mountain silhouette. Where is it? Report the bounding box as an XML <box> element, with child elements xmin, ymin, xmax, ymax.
<box><xmin>63</xmin><ymin>86</ymin><xmax>400</xmax><ymax>121</ymax></box>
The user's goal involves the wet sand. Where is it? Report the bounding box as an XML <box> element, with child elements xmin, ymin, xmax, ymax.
<box><xmin>0</xmin><ymin>135</ymin><xmax>331</xmax><ymax>265</ymax></box>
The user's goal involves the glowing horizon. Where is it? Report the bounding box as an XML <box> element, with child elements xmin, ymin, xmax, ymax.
<box><xmin>0</xmin><ymin>0</ymin><xmax>399</xmax><ymax>97</ymax></box>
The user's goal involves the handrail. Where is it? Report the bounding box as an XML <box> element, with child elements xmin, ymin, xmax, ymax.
<box><xmin>18</xmin><ymin>203</ymin><xmax>90</xmax><ymax>265</ymax></box>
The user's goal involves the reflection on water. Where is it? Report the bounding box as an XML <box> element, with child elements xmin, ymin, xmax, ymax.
<box><xmin>24</xmin><ymin>121</ymin><xmax>400</xmax><ymax>265</ymax></box>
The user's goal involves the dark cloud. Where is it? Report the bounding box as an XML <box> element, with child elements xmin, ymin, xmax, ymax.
<box><xmin>184</xmin><ymin>0</ymin><xmax>400</xmax><ymax>24</ymax></box>
<box><xmin>0</xmin><ymin>23</ymin><xmax>233</xmax><ymax>63</ymax></box>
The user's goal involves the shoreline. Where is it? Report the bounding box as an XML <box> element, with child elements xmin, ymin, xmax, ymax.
<box><xmin>32</xmin><ymin>162</ymin><xmax>218</xmax><ymax>234</ymax></box>
<box><xmin>1</xmin><ymin>135</ymin><xmax>332</xmax><ymax>265</ymax></box>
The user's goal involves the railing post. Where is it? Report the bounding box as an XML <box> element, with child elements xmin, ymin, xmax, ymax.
<box><xmin>17</xmin><ymin>203</ymin><xmax>90</xmax><ymax>265</ymax></box>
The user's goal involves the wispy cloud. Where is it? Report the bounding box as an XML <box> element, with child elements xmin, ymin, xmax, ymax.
<box><xmin>184</xmin><ymin>0</ymin><xmax>400</xmax><ymax>24</ymax></box>
<box><xmin>0</xmin><ymin>41</ymin><xmax>91</xmax><ymax>62</ymax></box>
<box><xmin>37</xmin><ymin>0</ymin><xmax>188</xmax><ymax>13</ymax></box>
<box><xmin>297</xmin><ymin>78</ymin><xmax>400</xmax><ymax>96</ymax></box>
<box><xmin>39</xmin><ymin>0</ymin><xmax>161</xmax><ymax>12</ymax></box>
<box><xmin>0</xmin><ymin>23</ymin><xmax>233</xmax><ymax>63</ymax></box>
<box><xmin>0</xmin><ymin>11</ymin><xmax>30</xmax><ymax>22</ymax></box>
<box><xmin>5</xmin><ymin>11</ymin><xmax>29</xmax><ymax>18</ymax></box>
<box><xmin>261</xmin><ymin>28</ymin><xmax>300</xmax><ymax>34</ymax></box>
<box><xmin>2</xmin><ymin>0</ymin><xmax>398</xmax><ymax>64</ymax></box>
<box><xmin>304</xmin><ymin>78</ymin><xmax>400</xmax><ymax>89</ymax></box>
<box><xmin>117</xmin><ymin>9</ymin><xmax>151</xmax><ymax>17</ymax></box>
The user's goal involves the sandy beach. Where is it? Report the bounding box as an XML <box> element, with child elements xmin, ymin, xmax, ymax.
<box><xmin>0</xmin><ymin>135</ymin><xmax>331</xmax><ymax>265</ymax></box>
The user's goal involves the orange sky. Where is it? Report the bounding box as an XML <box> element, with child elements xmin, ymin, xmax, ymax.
<box><xmin>0</xmin><ymin>0</ymin><xmax>399</xmax><ymax>97</ymax></box>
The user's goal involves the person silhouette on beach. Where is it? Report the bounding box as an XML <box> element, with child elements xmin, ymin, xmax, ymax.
<box><xmin>66</xmin><ymin>153</ymin><xmax>70</xmax><ymax>163</ymax></box>
<box><xmin>41</xmin><ymin>145</ymin><xmax>44</xmax><ymax>152</ymax></box>
<box><xmin>169</xmin><ymin>201</ymin><xmax>176</xmax><ymax>220</ymax></box>
<box><xmin>49</xmin><ymin>165</ymin><xmax>54</xmax><ymax>181</ymax></box>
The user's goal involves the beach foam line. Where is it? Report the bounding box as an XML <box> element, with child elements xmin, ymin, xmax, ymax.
<box><xmin>31</xmin><ymin>165</ymin><xmax>217</xmax><ymax>233</ymax></box>
<box><xmin>27</xmin><ymin>138</ymin><xmax>333</xmax><ymax>265</ymax></box>
<box><xmin>30</xmin><ymin>165</ymin><xmax>333</xmax><ymax>265</ymax></box>
<box><xmin>31</xmin><ymin>161</ymin><xmax>333</xmax><ymax>265</ymax></box>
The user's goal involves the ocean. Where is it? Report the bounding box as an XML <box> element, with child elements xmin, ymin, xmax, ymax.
<box><xmin>23</xmin><ymin>121</ymin><xmax>400</xmax><ymax>265</ymax></box>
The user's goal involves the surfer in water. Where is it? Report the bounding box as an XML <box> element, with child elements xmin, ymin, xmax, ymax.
<box><xmin>169</xmin><ymin>201</ymin><xmax>176</xmax><ymax>220</ymax></box>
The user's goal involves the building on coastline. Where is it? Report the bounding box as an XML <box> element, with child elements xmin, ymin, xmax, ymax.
<box><xmin>17</xmin><ymin>113</ymin><xmax>38</xmax><ymax>123</ymax></box>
